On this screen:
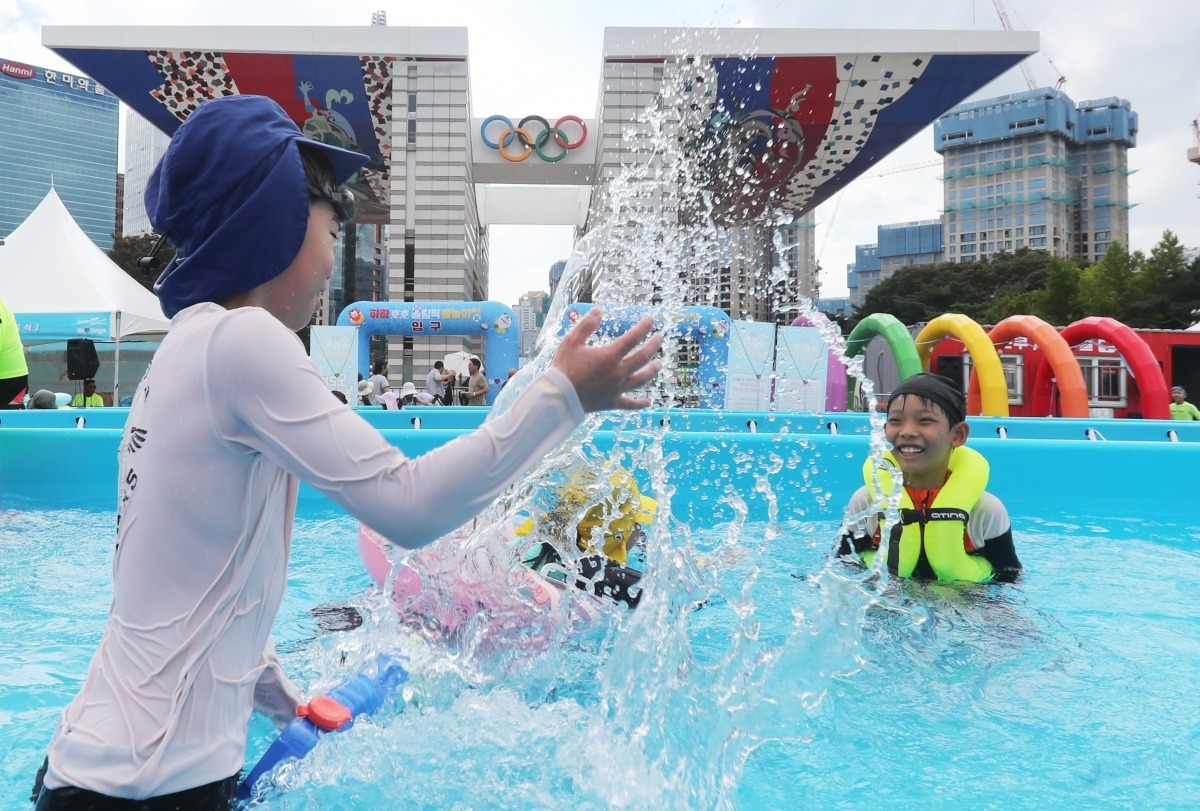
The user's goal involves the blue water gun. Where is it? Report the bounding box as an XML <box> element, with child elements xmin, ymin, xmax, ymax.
<box><xmin>237</xmin><ymin>651</ymin><xmax>408</xmax><ymax>801</ymax></box>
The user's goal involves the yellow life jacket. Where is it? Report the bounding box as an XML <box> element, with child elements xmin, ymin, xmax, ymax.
<box><xmin>861</xmin><ymin>445</ymin><xmax>994</xmax><ymax>583</ymax></box>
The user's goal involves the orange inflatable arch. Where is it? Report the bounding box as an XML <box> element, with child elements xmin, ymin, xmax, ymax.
<box><xmin>967</xmin><ymin>315</ymin><xmax>1090</xmax><ymax>418</ymax></box>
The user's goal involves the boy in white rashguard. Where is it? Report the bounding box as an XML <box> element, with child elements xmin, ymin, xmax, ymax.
<box><xmin>32</xmin><ymin>95</ymin><xmax>662</xmax><ymax>809</ymax></box>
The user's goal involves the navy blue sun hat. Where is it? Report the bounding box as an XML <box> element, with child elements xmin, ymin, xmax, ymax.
<box><xmin>146</xmin><ymin>94</ymin><xmax>369</xmax><ymax>318</ymax></box>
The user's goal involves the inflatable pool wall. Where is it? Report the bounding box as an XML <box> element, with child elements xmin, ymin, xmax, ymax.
<box><xmin>4</xmin><ymin>409</ymin><xmax>1199</xmax><ymax>537</ymax></box>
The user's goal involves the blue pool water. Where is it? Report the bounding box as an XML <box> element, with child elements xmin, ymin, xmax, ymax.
<box><xmin>4</xmin><ymin>489</ymin><xmax>1200</xmax><ymax>807</ymax></box>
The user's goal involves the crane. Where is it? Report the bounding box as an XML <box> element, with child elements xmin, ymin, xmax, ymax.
<box><xmin>992</xmin><ymin>0</ymin><xmax>1067</xmax><ymax>92</ymax></box>
<box><xmin>865</xmin><ymin>158</ymin><xmax>942</xmax><ymax>177</ymax></box>
<box><xmin>817</xmin><ymin>159</ymin><xmax>943</xmax><ymax>262</ymax></box>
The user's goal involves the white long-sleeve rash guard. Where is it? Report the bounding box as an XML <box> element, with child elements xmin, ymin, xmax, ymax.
<box><xmin>43</xmin><ymin>303</ymin><xmax>585</xmax><ymax>798</ymax></box>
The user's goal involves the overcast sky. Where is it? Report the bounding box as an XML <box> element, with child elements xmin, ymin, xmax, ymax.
<box><xmin>3</xmin><ymin>0</ymin><xmax>1196</xmax><ymax>305</ymax></box>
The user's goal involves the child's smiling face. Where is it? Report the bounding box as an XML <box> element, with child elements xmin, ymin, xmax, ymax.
<box><xmin>885</xmin><ymin>394</ymin><xmax>969</xmax><ymax>489</ymax></box>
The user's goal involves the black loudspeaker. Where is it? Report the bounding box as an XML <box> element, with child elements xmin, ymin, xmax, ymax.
<box><xmin>67</xmin><ymin>339</ymin><xmax>100</xmax><ymax>381</ymax></box>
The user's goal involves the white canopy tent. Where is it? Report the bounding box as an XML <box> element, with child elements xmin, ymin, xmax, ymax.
<box><xmin>0</xmin><ymin>189</ymin><xmax>170</xmax><ymax>400</ymax></box>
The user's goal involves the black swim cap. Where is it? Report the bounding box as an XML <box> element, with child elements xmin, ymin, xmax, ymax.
<box><xmin>888</xmin><ymin>373</ymin><xmax>966</xmax><ymax>425</ymax></box>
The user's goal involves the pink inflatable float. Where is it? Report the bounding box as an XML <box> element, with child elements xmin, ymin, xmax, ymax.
<box><xmin>358</xmin><ymin>520</ymin><xmax>601</xmax><ymax>646</ymax></box>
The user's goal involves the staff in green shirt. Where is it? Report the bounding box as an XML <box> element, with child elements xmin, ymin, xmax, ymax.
<box><xmin>0</xmin><ymin>298</ymin><xmax>29</xmax><ymax>408</ymax></box>
<box><xmin>71</xmin><ymin>378</ymin><xmax>105</xmax><ymax>408</ymax></box>
<box><xmin>1169</xmin><ymin>385</ymin><xmax>1200</xmax><ymax>420</ymax></box>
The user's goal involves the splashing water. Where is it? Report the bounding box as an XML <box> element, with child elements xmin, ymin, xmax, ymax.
<box><xmin>283</xmin><ymin>42</ymin><xmax>925</xmax><ymax>809</ymax></box>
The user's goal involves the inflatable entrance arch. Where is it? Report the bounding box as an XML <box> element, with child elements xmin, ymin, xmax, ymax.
<box><xmin>1030</xmin><ymin>316</ymin><xmax>1170</xmax><ymax>420</ymax></box>
<box><xmin>915</xmin><ymin>313</ymin><xmax>1009</xmax><ymax>417</ymax></box>
<box><xmin>969</xmin><ymin>315</ymin><xmax>1089</xmax><ymax>418</ymax></box>
<box><xmin>560</xmin><ymin>303</ymin><xmax>731</xmax><ymax>409</ymax></box>
<box><xmin>337</xmin><ymin>301</ymin><xmax>519</xmax><ymax>406</ymax></box>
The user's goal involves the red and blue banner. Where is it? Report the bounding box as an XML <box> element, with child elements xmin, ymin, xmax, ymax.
<box><xmin>53</xmin><ymin>47</ymin><xmax>402</xmax><ymax>223</ymax></box>
<box><xmin>684</xmin><ymin>51</ymin><xmax>1025</xmax><ymax>218</ymax></box>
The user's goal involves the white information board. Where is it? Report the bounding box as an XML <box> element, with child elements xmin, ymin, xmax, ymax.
<box><xmin>725</xmin><ymin>321</ymin><xmax>776</xmax><ymax>410</ymax></box>
<box><xmin>775</xmin><ymin>325</ymin><xmax>830</xmax><ymax>412</ymax></box>
<box><xmin>309</xmin><ymin>326</ymin><xmax>359</xmax><ymax>404</ymax></box>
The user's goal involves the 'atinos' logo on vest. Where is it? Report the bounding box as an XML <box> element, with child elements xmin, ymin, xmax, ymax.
<box><xmin>1</xmin><ymin>61</ymin><xmax>35</xmax><ymax>80</ymax></box>
<box><xmin>927</xmin><ymin>508</ymin><xmax>969</xmax><ymax>523</ymax></box>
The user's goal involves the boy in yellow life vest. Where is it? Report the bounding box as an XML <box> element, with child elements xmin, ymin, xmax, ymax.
<box><xmin>837</xmin><ymin>373</ymin><xmax>1022</xmax><ymax>583</ymax></box>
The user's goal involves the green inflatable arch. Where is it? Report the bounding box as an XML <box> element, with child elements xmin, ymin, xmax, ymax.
<box><xmin>845</xmin><ymin>313</ymin><xmax>923</xmax><ymax>410</ymax></box>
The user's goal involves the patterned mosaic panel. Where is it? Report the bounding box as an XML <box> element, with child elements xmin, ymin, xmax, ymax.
<box><xmin>680</xmin><ymin>51</ymin><xmax>1022</xmax><ymax>220</ymax></box>
<box><xmin>148</xmin><ymin>51</ymin><xmax>239</xmax><ymax>121</ymax></box>
<box><xmin>358</xmin><ymin>55</ymin><xmax>395</xmax><ymax>204</ymax></box>
<box><xmin>54</xmin><ymin>47</ymin><xmax>400</xmax><ymax>224</ymax></box>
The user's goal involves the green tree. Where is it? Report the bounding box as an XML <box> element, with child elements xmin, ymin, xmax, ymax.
<box><xmin>850</xmin><ymin>232</ymin><xmax>1199</xmax><ymax>333</ymax></box>
<box><xmin>1130</xmin><ymin>230</ymin><xmax>1192</xmax><ymax>328</ymax></box>
<box><xmin>107</xmin><ymin>233</ymin><xmax>175</xmax><ymax>294</ymax></box>
<box><xmin>1030</xmin><ymin>256</ymin><xmax>1083</xmax><ymax>326</ymax></box>
<box><xmin>1078</xmin><ymin>240</ymin><xmax>1140</xmax><ymax>322</ymax></box>
<box><xmin>973</xmin><ymin>250</ymin><xmax>1051</xmax><ymax>323</ymax></box>
<box><xmin>1177</xmin><ymin>251</ymin><xmax>1200</xmax><ymax>328</ymax></box>
<box><xmin>853</xmin><ymin>249</ymin><xmax>1051</xmax><ymax>328</ymax></box>
<box><xmin>854</xmin><ymin>263</ymin><xmax>946</xmax><ymax>326</ymax></box>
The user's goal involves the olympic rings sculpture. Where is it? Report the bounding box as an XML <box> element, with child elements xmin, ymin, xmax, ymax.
<box><xmin>480</xmin><ymin>115</ymin><xmax>587</xmax><ymax>163</ymax></box>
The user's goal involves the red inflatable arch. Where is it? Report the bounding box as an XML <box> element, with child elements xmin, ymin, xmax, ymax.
<box><xmin>968</xmin><ymin>315</ymin><xmax>1090</xmax><ymax>418</ymax></box>
<box><xmin>1030</xmin><ymin>316</ymin><xmax>1170</xmax><ymax>420</ymax></box>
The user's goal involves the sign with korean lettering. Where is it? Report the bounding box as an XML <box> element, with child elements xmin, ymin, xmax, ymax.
<box><xmin>0</xmin><ymin>56</ymin><xmax>109</xmax><ymax>97</ymax></box>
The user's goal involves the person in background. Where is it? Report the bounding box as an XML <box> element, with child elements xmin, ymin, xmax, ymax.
<box><xmin>71</xmin><ymin>378</ymin><xmax>104</xmax><ymax>408</ymax></box>
<box><xmin>1169</xmin><ymin>385</ymin><xmax>1200</xmax><ymax>420</ymax></box>
<box><xmin>499</xmin><ymin>367</ymin><xmax>518</xmax><ymax>394</ymax></box>
<box><xmin>0</xmin><ymin>297</ymin><xmax>29</xmax><ymax>409</ymax></box>
<box><xmin>467</xmin><ymin>357</ymin><xmax>489</xmax><ymax>406</ymax></box>
<box><xmin>426</xmin><ymin>360</ymin><xmax>453</xmax><ymax>405</ymax></box>
<box><xmin>399</xmin><ymin>381</ymin><xmax>435</xmax><ymax>406</ymax></box>
<box><xmin>367</xmin><ymin>361</ymin><xmax>390</xmax><ymax>406</ymax></box>
<box><xmin>837</xmin><ymin>373</ymin><xmax>1021</xmax><ymax>584</ymax></box>
<box><xmin>28</xmin><ymin>389</ymin><xmax>58</xmax><ymax>410</ymax></box>
<box><xmin>356</xmin><ymin>379</ymin><xmax>374</xmax><ymax>407</ymax></box>
<box><xmin>29</xmin><ymin>94</ymin><xmax>661</xmax><ymax>809</ymax></box>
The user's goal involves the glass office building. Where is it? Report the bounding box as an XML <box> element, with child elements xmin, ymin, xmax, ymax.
<box><xmin>122</xmin><ymin>109</ymin><xmax>171</xmax><ymax>237</ymax></box>
<box><xmin>0</xmin><ymin>56</ymin><xmax>119</xmax><ymax>249</ymax></box>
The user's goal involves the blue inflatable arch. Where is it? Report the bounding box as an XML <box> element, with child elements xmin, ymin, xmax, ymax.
<box><xmin>561</xmin><ymin>303</ymin><xmax>731</xmax><ymax>408</ymax></box>
<box><xmin>336</xmin><ymin>301</ymin><xmax>519</xmax><ymax>406</ymax></box>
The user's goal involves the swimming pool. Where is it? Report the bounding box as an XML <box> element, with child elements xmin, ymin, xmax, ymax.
<box><xmin>3</xmin><ymin>413</ymin><xmax>1199</xmax><ymax>806</ymax></box>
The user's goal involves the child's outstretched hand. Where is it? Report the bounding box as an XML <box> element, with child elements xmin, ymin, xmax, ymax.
<box><xmin>552</xmin><ymin>307</ymin><xmax>663</xmax><ymax>412</ymax></box>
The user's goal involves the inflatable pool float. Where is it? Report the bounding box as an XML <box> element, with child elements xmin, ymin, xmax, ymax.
<box><xmin>358</xmin><ymin>519</ymin><xmax>603</xmax><ymax>645</ymax></box>
<box><xmin>358</xmin><ymin>467</ymin><xmax>657</xmax><ymax>639</ymax></box>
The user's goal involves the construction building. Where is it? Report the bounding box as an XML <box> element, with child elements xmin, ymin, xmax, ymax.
<box><xmin>936</xmin><ymin>88</ymin><xmax>1137</xmax><ymax>266</ymax></box>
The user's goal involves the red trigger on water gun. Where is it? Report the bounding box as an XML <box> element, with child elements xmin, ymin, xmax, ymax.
<box><xmin>297</xmin><ymin>696</ymin><xmax>353</xmax><ymax>731</ymax></box>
